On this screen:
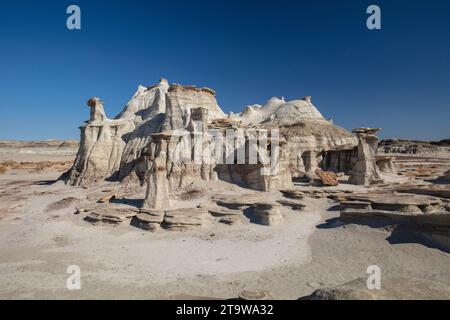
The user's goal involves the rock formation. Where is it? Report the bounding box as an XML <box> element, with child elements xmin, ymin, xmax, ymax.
<box><xmin>62</xmin><ymin>78</ymin><xmax>376</xmax><ymax>218</ymax></box>
<box><xmin>376</xmin><ymin>156</ymin><xmax>397</xmax><ymax>175</ymax></box>
<box><xmin>62</xmin><ymin>80</ymin><xmax>358</xmax><ymax>190</ymax></box>
<box><xmin>143</xmin><ymin>150</ymin><xmax>170</xmax><ymax>209</ymax></box>
<box><xmin>251</xmin><ymin>202</ymin><xmax>284</xmax><ymax>226</ymax></box>
<box><xmin>87</xmin><ymin>97</ymin><xmax>107</xmax><ymax>123</ymax></box>
<box><xmin>348</xmin><ymin>128</ymin><xmax>383</xmax><ymax>185</ymax></box>
<box><xmin>338</xmin><ymin>192</ymin><xmax>450</xmax><ymax>251</ymax></box>
<box><xmin>133</xmin><ymin>205</ymin><xmax>209</xmax><ymax>231</ymax></box>
<box><xmin>315</xmin><ymin>169</ymin><xmax>339</xmax><ymax>186</ymax></box>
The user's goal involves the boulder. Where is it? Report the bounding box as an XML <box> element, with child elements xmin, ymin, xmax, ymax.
<box><xmin>238</xmin><ymin>290</ymin><xmax>273</xmax><ymax>300</ymax></box>
<box><xmin>162</xmin><ymin>206</ymin><xmax>209</xmax><ymax>231</ymax></box>
<box><xmin>376</xmin><ymin>156</ymin><xmax>397</xmax><ymax>175</ymax></box>
<box><xmin>315</xmin><ymin>169</ymin><xmax>339</xmax><ymax>186</ymax></box>
<box><xmin>134</xmin><ymin>209</ymin><xmax>165</xmax><ymax>231</ymax></box>
<box><xmin>251</xmin><ymin>202</ymin><xmax>284</xmax><ymax>226</ymax></box>
<box><xmin>84</xmin><ymin>206</ymin><xmax>138</xmax><ymax>225</ymax></box>
<box><xmin>209</xmin><ymin>206</ymin><xmax>243</xmax><ymax>225</ymax></box>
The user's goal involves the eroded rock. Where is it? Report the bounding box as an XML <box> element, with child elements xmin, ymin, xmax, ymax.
<box><xmin>162</xmin><ymin>206</ymin><xmax>210</xmax><ymax>231</ymax></box>
<box><xmin>376</xmin><ymin>156</ymin><xmax>397</xmax><ymax>175</ymax></box>
<box><xmin>84</xmin><ymin>205</ymin><xmax>138</xmax><ymax>225</ymax></box>
<box><xmin>315</xmin><ymin>169</ymin><xmax>339</xmax><ymax>186</ymax></box>
<box><xmin>134</xmin><ymin>209</ymin><xmax>165</xmax><ymax>231</ymax></box>
<box><xmin>251</xmin><ymin>202</ymin><xmax>284</xmax><ymax>226</ymax></box>
<box><xmin>349</xmin><ymin>128</ymin><xmax>383</xmax><ymax>185</ymax></box>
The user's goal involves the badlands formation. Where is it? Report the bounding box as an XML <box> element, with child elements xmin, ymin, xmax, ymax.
<box><xmin>0</xmin><ymin>78</ymin><xmax>449</xmax><ymax>299</ymax></box>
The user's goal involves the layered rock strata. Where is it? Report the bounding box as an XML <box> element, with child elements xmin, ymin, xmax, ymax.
<box><xmin>251</xmin><ymin>202</ymin><xmax>284</xmax><ymax>226</ymax></box>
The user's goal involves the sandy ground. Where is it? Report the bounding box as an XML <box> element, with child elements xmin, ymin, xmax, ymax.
<box><xmin>0</xmin><ymin>153</ymin><xmax>449</xmax><ymax>299</ymax></box>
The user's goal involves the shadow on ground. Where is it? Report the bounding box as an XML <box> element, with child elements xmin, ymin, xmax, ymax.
<box><xmin>316</xmin><ymin>217</ymin><xmax>450</xmax><ymax>253</ymax></box>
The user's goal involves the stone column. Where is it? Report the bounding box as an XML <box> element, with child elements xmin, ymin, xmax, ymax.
<box><xmin>87</xmin><ymin>97</ymin><xmax>106</xmax><ymax>123</ymax></box>
<box><xmin>143</xmin><ymin>150</ymin><xmax>170</xmax><ymax>209</ymax></box>
<box><xmin>302</xmin><ymin>150</ymin><xmax>318</xmax><ymax>173</ymax></box>
<box><xmin>349</xmin><ymin>128</ymin><xmax>383</xmax><ymax>185</ymax></box>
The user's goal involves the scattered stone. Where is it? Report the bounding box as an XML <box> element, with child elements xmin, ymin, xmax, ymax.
<box><xmin>238</xmin><ymin>290</ymin><xmax>273</xmax><ymax>300</ymax></box>
<box><xmin>315</xmin><ymin>169</ymin><xmax>339</xmax><ymax>186</ymax></box>
<box><xmin>307</xmin><ymin>281</ymin><xmax>324</xmax><ymax>288</ymax></box>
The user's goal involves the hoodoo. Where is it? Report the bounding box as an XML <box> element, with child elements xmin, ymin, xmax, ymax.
<box><xmin>61</xmin><ymin>79</ymin><xmax>393</xmax><ymax>214</ymax></box>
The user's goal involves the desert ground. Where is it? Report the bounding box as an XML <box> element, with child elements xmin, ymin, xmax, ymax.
<box><xmin>0</xmin><ymin>140</ymin><xmax>449</xmax><ymax>299</ymax></box>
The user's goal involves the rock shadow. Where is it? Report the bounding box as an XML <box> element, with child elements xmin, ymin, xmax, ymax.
<box><xmin>316</xmin><ymin>216</ymin><xmax>450</xmax><ymax>253</ymax></box>
<box><xmin>243</xmin><ymin>207</ymin><xmax>265</xmax><ymax>225</ymax></box>
<box><xmin>386</xmin><ymin>227</ymin><xmax>450</xmax><ymax>253</ymax></box>
<box><xmin>34</xmin><ymin>180</ymin><xmax>57</xmax><ymax>185</ymax></box>
<box><xmin>425</xmin><ymin>177</ymin><xmax>449</xmax><ymax>185</ymax></box>
<box><xmin>327</xmin><ymin>204</ymin><xmax>341</xmax><ymax>212</ymax></box>
<box><xmin>109</xmin><ymin>197</ymin><xmax>143</xmax><ymax>208</ymax></box>
<box><xmin>316</xmin><ymin>217</ymin><xmax>347</xmax><ymax>229</ymax></box>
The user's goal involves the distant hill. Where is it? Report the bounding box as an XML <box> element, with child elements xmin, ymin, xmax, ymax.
<box><xmin>0</xmin><ymin>140</ymin><xmax>79</xmax><ymax>155</ymax></box>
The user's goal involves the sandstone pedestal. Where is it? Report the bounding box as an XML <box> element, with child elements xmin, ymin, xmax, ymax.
<box><xmin>251</xmin><ymin>202</ymin><xmax>284</xmax><ymax>226</ymax></box>
<box><xmin>87</xmin><ymin>97</ymin><xmax>106</xmax><ymax>123</ymax></box>
<box><xmin>349</xmin><ymin>128</ymin><xmax>383</xmax><ymax>185</ymax></box>
<box><xmin>143</xmin><ymin>151</ymin><xmax>170</xmax><ymax>210</ymax></box>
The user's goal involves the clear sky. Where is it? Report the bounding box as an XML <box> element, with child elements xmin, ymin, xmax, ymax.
<box><xmin>0</xmin><ymin>0</ymin><xmax>449</xmax><ymax>141</ymax></box>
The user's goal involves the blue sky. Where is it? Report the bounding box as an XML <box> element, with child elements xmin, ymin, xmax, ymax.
<box><xmin>0</xmin><ymin>0</ymin><xmax>449</xmax><ymax>141</ymax></box>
